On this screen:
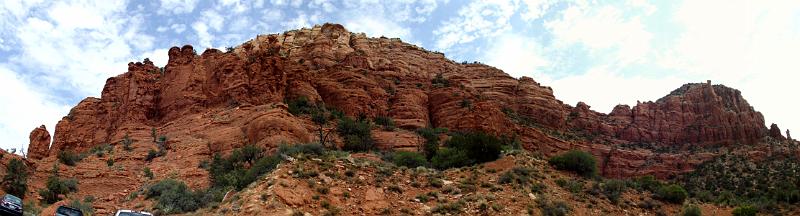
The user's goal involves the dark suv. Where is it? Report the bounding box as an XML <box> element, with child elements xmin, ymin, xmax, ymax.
<box><xmin>0</xmin><ymin>194</ymin><xmax>22</xmax><ymax>216</ymax></box>
<box><xmin>55</xmin><ymin>206</ymin><xmax>83</xmax><ymax>216</ymax></box>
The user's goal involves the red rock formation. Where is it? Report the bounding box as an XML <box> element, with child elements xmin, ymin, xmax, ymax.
<box><xmin>27</xmin><ymin>125</ymin><xmax>50</xmax><ymax>160</ymax></box>
<box><xmin>568</xmin><ymin>82</ymin><xmax>768</xmax><ymax>146</ymax></box>
<box><xmin>30</xmin><ymin>23</ymin><xmax>786</xmax><ymax>211</ymax></box>
<box><xmin>769</xmin><ymin>123</ymin><xmax>785</xmax><ymax>140</ymax></box>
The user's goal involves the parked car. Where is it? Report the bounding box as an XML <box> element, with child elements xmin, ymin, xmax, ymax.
<box><xmin>114</xmin><ymin>210</ymin><xmax>153</xmax><ymax>216</ymax></box>
<box><xmin>55</xmin><ymin>206</ymin><xmax>82</xmax><ymax>216</ymax></box>
<box><xmin>0</xmin><ymin>194</ymin><xmax>22</xmax><ymax>216</ymax></box>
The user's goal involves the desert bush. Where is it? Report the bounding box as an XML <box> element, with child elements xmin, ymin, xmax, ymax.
<box><xmin>146</xmin><ymin>179</ymin><xmax>201</xmax><ymax>214</ymax></box>
<box><xmin>278</xmin><ymin>143</ymin><xmax>325</xmax><ymax>156</ymax></box>
<box><xmin>88</xmin><ymin>144</ymin><xmax>113</xmax><ymax>157</ymax></box>
<box><xmin>631</xmin><ymin>175</ymin><xmax>662</xmax><ymax>192</ymax></box>
<box><xmin>548</xmin><ymin>150</ymin><xmax>597</xmax><ymax>177</ymax></box>
<box><xmin>431</xmin><ymin>73</ymin><xmax>450</xmax><ymax>88</ymax></box>
<box><xmin>538</xmin><ymin>198</ymin><xmax>571</xmax><ymax>216</ymax></box>
<box><xmin>681</xmin><ymin>204</ymin><xmax>702</xmax><ymax>216</ymax></box>
<box><xmin>430</xmin><ymin>148</ymin><xmax>472</xmax><ymax>169</ymax></box>
<box><xmin>656</xmin><ymin>184</ymin><xmax>688</xmax><ymax>204</ymax></box>
<box><xmin>2</xmin><ymin>158</ymin><xmax>28</xmax><ymax>197</ymax></box>
<box><xmin>38</xmin><ymin>166</ymin><xmax>79</xmax><ymax>204</ymax></box>
<box><xmin>416</xmin><ymin>127</ymin><xmax>447</xmax><ymax>160</ymax></box>
<box><xmin>287</xmin><ymin>96</ymin><xmax>315</xmax><ymax>115</ymax></box>
<box><xmin>145</xmin><ymin>149</ymin><xmax>165</xmax><ymax>162</ymax></box>
<box><xmin>373</xmin><ymin>116</ymin><xmax>395</xmax><ymax>131</ymax></box>
<box><xmin>208</xmin><ymin>145</ymin><xmax>282</xmax><ymax>190</ymax></box>
<box><xmin>731</xmin><ymin>205</ymin><xmax>757</xmax><ymax>216</ymax></box>
<box><xmin>68</xmin><ymin>198</ymin><xmax>94</xmax><ymax>216</ymax></box>
<box><xmin>498</xmin><ymin>167</ymin><xmax>534</xmax><ymax>186</ymax></box>
<box><xmin>444</xmin><ymin>131</ymin><xmax>502</xmax><ymax>165</ymax></box>
<box><xmin>144</xmin><ymin>167</ymin><xmax>154</xmax><ymax>179</ymax></box>
<box><xmin>555</xmin><ymin>178</ymin><xmax>584</xmax><ymax>194</ymax></box>
<box><xmin>58</xmin><ymin>150</ymin><xmax>83</xmax><ymax>166</ymax></box>
<box><xmin>601</xmin><ymin>179</ymin><xmax>626</xmax><ymax>204</ymax></box>
<box><xmin>391</xmin><ymin>151</ymin><xmax>428</xmax><ymax>168</ymax></box>
<box><xmin>121</xmin><ymin>133</ymin><xmax>133</xmax><ymax>151</ymax></box>
<box><xmin>337</xmin><ymin>116</ymin><xmax>374</xmax><ymax>152</ymax></box>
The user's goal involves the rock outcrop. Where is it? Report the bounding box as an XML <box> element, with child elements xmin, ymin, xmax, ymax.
<box><xmin>769</xmin><ymin>123</ymin><xmax>785</xmax><ymax>140</ymax></box>
<box><xmin>27</xmin><ymin>125</ymin><xmax>51</xmax><ymax>160</ymax></box>
<box><xmin>23</xmin><ymin>23</ymin><xmax>785</xmax><ymax>211</ymax></box>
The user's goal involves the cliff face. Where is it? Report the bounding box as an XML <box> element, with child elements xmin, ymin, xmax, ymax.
<box><xmin>19</xmin><ymin>23</ymin><xmax>782</xmax><ymax>213</ymax></box>
<box><xmin>570</xmin><ymin>82</ymin><xmax>767</xmax><ymax>146</ymax></box>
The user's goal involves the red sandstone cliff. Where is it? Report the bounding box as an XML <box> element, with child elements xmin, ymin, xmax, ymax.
<box><xmin>17</xmin><ymin>23</ymin><xmax>787</xmax><ymax>213</ymax></box>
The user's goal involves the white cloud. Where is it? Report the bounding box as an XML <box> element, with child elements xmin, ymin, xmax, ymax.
<box><xmin>543</xmin><ymin>66</ymin><xmax>686</xmax><ymax>113</ymax></box>
<box><xmin>192</xmin><ymin>22</ymin><xmax>214</xmax><ymax>48</ymax></box>
<box><xmin>159</xmin><ymin>0</ymin><xmax>200</xmax><ymax>14</ymax></box>
<box><xmin>345</xmin><ymin>17</ymin><xmax>412</xmax><ymax>39</ymax></box>
<box><xmin>13</xmin><ymin>1</ymin><xmax>145</xmax><ymax>96</ymax></box>
<box><xmin>545</xmin><ymin>3</ymin><xmax>653</xmax><ymax>65</ymax></box>
<box><xmin>433</xmin><ymin>1</ymin><xmax>518</xmax><ymax>51</ymax></box>
<box><xmin>520</xmin><ymin>0</ymin><xmax>556</xmax><ymax>21</ymax></box>
<box><xmin>483</xmin><ymin>34</ymin><xmax>549</xmax><ymax>78</ymax></box>
<box><xmin>171</xmin><ymin>23</ymin><xmax>187</xmax><ymax>33</ymax></box>
<box><xmin>0</xmin><ymin>66</ymin><xmax>69</xmax><ymax>153</ymax></box>
<box><xmin>662</xmin><ymin>0</ymin><xmax>800</xmax><ymax>135</ymax></box>
<box><xmin>140</xmin><ymin>48</ymin><xmax>170</xmax><ymax>67</ymax></box>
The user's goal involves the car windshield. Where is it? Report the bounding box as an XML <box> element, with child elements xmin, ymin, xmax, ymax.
<box><xmin>118</xmin><ymin>212</ymin><xmax>150</xmax><ymax>216</ymax></box>
<box><xmin>3</xmin><ymin>195</ymin><xmax>21</xmax><ymax>204</ymax></box>
<box><xmin>56</xmin><ymin>207</ymin><xmax>83</xmax><ymax>216</ymax></box>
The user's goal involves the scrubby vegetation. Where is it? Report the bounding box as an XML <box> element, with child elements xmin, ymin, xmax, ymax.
<box><xmin>682</xmin><ymin>154</ymin><xmax>800</xmax><ymax>207</ymax></box>
<box><xmin>337</xmin><ymin>116</ymin><xmax>374</xmax><ymax>152</ymax></box>
<box><xmin>548</xmin><ymin>150</ymin><xmax>597</xmax><ymax>177</ymax></box>
<box><xmin>373</xmin><ymin>116</ymin><xmax>395</xmax><ymax>131</ymax></box>
<box><xmin>145</xmin><ymin>179</ymin><xmax>208</xmax><ymax>214</ymax></box>
<box><xmin>58</xmin><ymin>150</ymin><xmax>83</xmax><ymax>166</ymax></box>
<box><xmin>681</xmin><ymin>204</ymin><xmax>702</xmax><ymax>216</ymax></box>
<box><xmin>208</xmin><ymin>145</ymin><xmax>282</xmax><ymax>190</ymax></box>
<box><xmin>388</xmin><ymin>151</ymin><xmax>428</xmax><ymax>168</ymax></box>
<box><xmin>416</xmin><ymin>127</ymin><xmax>447</xmax><ymax>160</ymax></box>
<box><xmin>2</xmin><ymin>158</ymin><xmax>28</xmax><ymax>197</ymax></box>
<box><xmin>656</xmin><ymin>184</ymin><xmax>688</xmax><ymax>204</ymax></box>
<box><xmin>38</xmin><ymin>165</ymin><xmax>79</xmax><ymax>204</ymax></box>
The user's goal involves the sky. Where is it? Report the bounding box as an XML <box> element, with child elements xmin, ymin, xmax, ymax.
<box><xmin>1</xmin><ymin>0</ymin><xmax>798</xmax><ymax>153</ymax></box>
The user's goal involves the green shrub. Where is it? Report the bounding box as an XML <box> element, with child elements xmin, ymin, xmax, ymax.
<box><xmin>555</xmin><ymin>179</ymin><xmax>583</xmax><ymax>194</ymax></box>
<box><xmin>538</xmin><ymin>198</ymin><xmax>571</xmax><ymax>216</ymax></box>
<box><xmin>431</xmin><ymin>73</ymin><xmax>450</xmax><ymax>88</ymax></box>
<box><xmin>68</xmin><ymin>198</ymin><xmax>94</xmax><ymax>216</ymax></box>
<box><xmin>459</xmin><ymin>99</ymin><xmax>472</xmax><ymax>108</ymax></box>
<box><xmin>416</xmin><ymin>127</ymin><xmax>447</xmax><ymax>160</ymax></box>
<box><xmin>146</xmin><ymin>179</ymin><xmax>201</xmax><ymax>214</ymax></box>
<box><xmin>2</xmin><ymin>158</ymin><xmax>28</xmax><ymax>197</ymax></box>
<box><xmin>656</xmin><ymin>184</ymin><xmax>688</xmax><ymax>204</ymax></box>
<box><xmin>38</xmin><ymin>166</ymin><xmax>79</xmax><ymax>204</ymax></box>
<box><xmin>445</xmin><ymin>132</ymin><xmax>502</xmax><ymax>164</ymax></box>
<box><xmin>337</xmin><ymin>116</ymin><xmax>374</xmax><ymax>152</ymax></box>
<box><xmin>106</xmin><ymin>158</ymin><xmax>114</xmax><ymax>167</ymax></box>
<box><xmin>144</xmin><ymin>167</ymin><xmax>154</xmax><ymax>179</ymax></box>
<box><xmin>121</xmin><ymin>133</ymin><xmax>134</xmax><ymax>151</ymax></box>
<box><xmin>278</xmin><ymin>143</ymin><xmax>325</xmax><ymax>156</ymax></box>
<box><xmin>681</xmin><ymin>204</ymin><xmax>702</xmax><ymax>216</ymax></box>
<box><xmin>391</xmin><ymin>151</ymin><xmax>428</xmax><ymax>168</ymax></box>
<box><xmin>88</xmin><ymin>144</ymin><xmax>113</xmax><ymax>157</ymax></box>
<box><xmin>58</xmin><ymin>150</ymin><xmax>83</xmax><ymax>166</ymax></box>
<box><xmin>373</xmin><ymin>116</ymin><xmax>395</xmax><ymax>131</ymax></box>
<box><xmin>601</xmin><ymin>179</ymin><xmax>626</xmax><ymax>204</ymax></box>
<box><xmin>731</xmin><ymin>205</ymin><xmax>757</xmax><ymax>216</ymax></box>
<box><xmin>498</xmin><ymin>167</ymin><xmax>533</xmax><ymax>186</ymax></box>
<box><xmin>548</xmin><ymin>150</ymin><xmax>597</xmax><ymax>177</ymax></box>
<box><xmin>431</xmin><ymin>148</ymin><xmax>472</xmax><ymax>169</ymax></box>
<box><xmin>208</xmin><ymin>145</ymin><xmax>282</xmax><ymax>190</ymax></box>
<box><xmin>145</xmin><ymin>149</ymin><xmax>165</xmax><ymax>162</ymax></box>
<box><xmin>287</xmin><ymin>96</ymin><xmax>315</xmax><ymax>115</ymax></box>
<box><xmin>632</xmin><ymin>175</ymin><xmax>662</xmax><ymax>192</ymax></box>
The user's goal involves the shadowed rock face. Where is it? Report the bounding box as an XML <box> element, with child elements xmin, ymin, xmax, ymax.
<box><xmin>18</xmin><ymin>23</ymin><xmax>783</xmax><ymax>213</ymax></box>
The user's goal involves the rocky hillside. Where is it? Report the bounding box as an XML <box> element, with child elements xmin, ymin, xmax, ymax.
<box><xmin>1</xmin><ymin>23</ymin><xmax>797</xmax><ymax>215</ymax></box>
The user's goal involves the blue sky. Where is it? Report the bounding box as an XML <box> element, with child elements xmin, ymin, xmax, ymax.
<box><xmin>1</xmin><ymin>0</ymin><xmax>799</xmax><ymax>152</ymax></box>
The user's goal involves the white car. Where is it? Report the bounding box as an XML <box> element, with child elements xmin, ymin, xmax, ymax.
<box><xmin>114</xmin><ymin>210</ymin><xmax>153</xmax><ymax>216</ymax></box>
